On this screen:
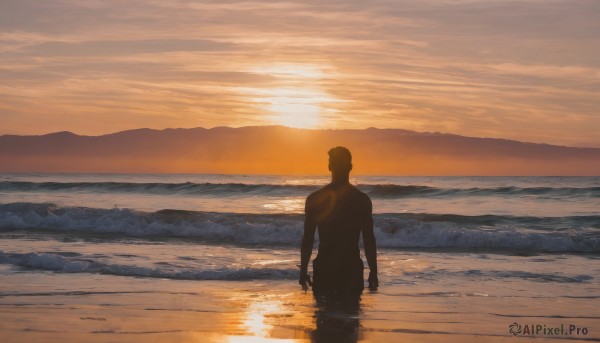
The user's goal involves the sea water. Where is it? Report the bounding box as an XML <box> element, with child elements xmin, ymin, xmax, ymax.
<box><xmin>1</xmin><ymin>174</ymin><xmax>599</xmax><ymax>341</ymax></box>
<box><xmin>0</xmin><ymin>174</ymin><xmax>598</xmax><ymax>278</ymax></box>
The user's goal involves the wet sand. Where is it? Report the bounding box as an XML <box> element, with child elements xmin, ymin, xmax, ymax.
<box><xmin>1</xmin><ymin>262</ymin><xmax>598</xmax><ymax>343</ymax></box>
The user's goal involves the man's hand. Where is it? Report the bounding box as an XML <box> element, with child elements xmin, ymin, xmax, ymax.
<box><xmin>368</xmin><ymin>270</ymin><xmax>379</xmax><ymax>290</ymax></box>
<box><xmin>299</xmin><ymin>272</ymin><xmax>313</xmax><ymax>291</ymax></box>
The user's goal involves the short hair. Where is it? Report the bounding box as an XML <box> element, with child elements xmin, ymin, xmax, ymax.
<box><xmin>328</xmin><ymin>146</ymin><xmax>352</xmax><ymax>170</ymax></box>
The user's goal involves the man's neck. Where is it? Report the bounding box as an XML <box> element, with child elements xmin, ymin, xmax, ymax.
<box><xmin>331</xmin><ymin>173</ymin><xmax>350</xmax><ymax>185</ymax></box>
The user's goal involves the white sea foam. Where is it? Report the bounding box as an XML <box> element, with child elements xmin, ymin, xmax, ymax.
<box><xmin>0</xmin><ymin>203</ymin><xmax>598</xmax><ymax>252</ymax></box>
<box><xmin>0</xmin><ymin>251</ymin><xmax>297</xmax><ymax>280</ymax></box>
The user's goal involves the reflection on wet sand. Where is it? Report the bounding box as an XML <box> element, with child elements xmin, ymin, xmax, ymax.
<box><xmin>311</xmin><ymin>292</ymin><xmax>363</xmax><ymax>343</ymax></box>
<box><xmin>225</xmin><ymin>289</ymin><xmax>365</xmax><ymax>343</ymax></box>
<box><xmin>241</xmin><ymin>299</ymin><xmax>293</xmax><ymax>337</ymax></box>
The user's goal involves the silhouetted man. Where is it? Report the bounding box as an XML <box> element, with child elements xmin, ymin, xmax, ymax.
<box><xmin>299</xmin><ymin>147</ymin><xmax>378</xmax><ymax>294</ymax></box>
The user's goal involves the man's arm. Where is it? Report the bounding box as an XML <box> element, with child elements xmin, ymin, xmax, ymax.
<box><xmin>300</xmin><ymin>196</ymin><xmax>316</xmax><ymax>290</ymax></box>
<box><xmin>362</xmin><ymin>197</ymin><xmax>378</xmax><ymax>290</ymax></box>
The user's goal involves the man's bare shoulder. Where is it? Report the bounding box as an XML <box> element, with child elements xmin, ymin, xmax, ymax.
<box><xmin>349</xmin><ymin>184</ymin><xmax>372</xmax><ymax>203</ymax></box>
<box><xmin>306</xmin><ymin>184</ymin><xmax>331</xmax><ymax>203</ymax></box>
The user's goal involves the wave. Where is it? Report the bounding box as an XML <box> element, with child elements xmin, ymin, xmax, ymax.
<box><xmin>0</xmin><ymin>181</ymin><xmax>314</xmax><ymax>197</ymax></box>
<box><xmin>0</xmin><ymin>251</ymin><xmax>592</xmax><ymax>283</ymax></box>
<box><xmin>0</xmin><ymin>251</ymin><xmax>297</xmax><ymax>281</ymax></box>
<box><xmin>1</xmin><ymin>181</ymin><xmax>598</xmax><ymax>198</ymax></box>
<box><xmin>366</xmin><ymin>185</ymin><xmax>600</xmax><ymax>198</ymax></box>
<box><xmin>0</xmin><ymin>202</ymin><xmax>598</xmax><ymax>253</ymax></box>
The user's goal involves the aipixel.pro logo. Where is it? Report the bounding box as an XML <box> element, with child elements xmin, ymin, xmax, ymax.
<box><xmin>509</xmin><ymin>322</ymin><xmax>589</xmax><ymax>337</ymax></box>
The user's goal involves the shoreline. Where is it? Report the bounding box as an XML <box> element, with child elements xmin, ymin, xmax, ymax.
<box><xmin>1</xmin><ymin>250</ymin><xmax>599</xmax><ymax>342</ymax></box>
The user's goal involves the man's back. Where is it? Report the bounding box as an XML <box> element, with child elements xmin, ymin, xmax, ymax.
<box><xmin>307</xmin><ymin>183</ymin><xmax>371</xmax><ymax>293</ymax></box>
<box><xmin>308</xmin><ymin>183</ymin><xmax>369</xmax><ymax>262</ymax></box>
<box><xmin>299</xmin><ymin>147</ymin><xmax>378</xmax><ymax>293</ymax></box>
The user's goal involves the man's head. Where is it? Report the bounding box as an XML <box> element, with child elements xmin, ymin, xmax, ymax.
<box><xmin>328</xmin><ymin>146</ymin><xmax>352</xmax><ymax>174</ymax></box>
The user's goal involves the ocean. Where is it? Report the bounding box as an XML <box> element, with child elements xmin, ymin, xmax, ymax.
<box><xmin>1</xmin><ymin>174</ymin><xmax>599</xmax><ymax>342</ymax></box>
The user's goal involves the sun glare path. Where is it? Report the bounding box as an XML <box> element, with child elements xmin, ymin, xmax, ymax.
<box><xmin>241</xmin><ymin>299</ymin><xmax>287</xmax><ymax>337</ymax></box>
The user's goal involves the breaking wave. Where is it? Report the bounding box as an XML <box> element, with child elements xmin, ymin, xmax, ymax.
<box><xmin>0</xmin><ymin>202</ymin><xmax>598</xmax><ymax>253</ymax></box>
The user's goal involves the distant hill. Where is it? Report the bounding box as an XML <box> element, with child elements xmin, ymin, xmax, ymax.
<box><xmin>1</xmin><ymin>126</ymin><xmax>599</xmax><ymax>175</ymax></box>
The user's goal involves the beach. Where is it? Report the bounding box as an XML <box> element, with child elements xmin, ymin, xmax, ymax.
<box><xmin>0</xmin><ymin>174</ymin><xmax>599</xmax><ymax>342</ymax></box>
<box><xmin>1</xmin><ymin>245</ymin><xmax>598</xmax><ymax>342</ymax></box>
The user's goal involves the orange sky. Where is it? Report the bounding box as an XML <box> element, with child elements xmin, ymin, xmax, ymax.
<box><xmin>1</xmin><ymin>0</ymin><xmax>599</xmax><ymax>147</ymax></box>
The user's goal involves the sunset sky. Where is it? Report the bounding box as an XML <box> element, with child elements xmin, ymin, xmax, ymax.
<box><xmin>1</xmin><ymin>0</ymin><xmax>599</xmax><ymax>147</ymax></box>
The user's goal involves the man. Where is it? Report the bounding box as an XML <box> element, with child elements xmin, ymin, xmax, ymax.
<box><xmin>299</xmin><ymin>146</ymin><xmax>378</xmax><ymax>294</ymax></box>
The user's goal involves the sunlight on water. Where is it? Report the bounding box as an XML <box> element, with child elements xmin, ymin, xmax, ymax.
<box><xmin>222</xmin><ymin>291</ymin><xmax>313</xmax><ymax>343</ymax></box>
<box><xmin>262</xmin><ymin>198</ymin><xmax>304</xmax><ymax>212</ymax></box>
<box><xmin>242</xmin><ymin>300</ymin><xmax>283</xmax><ymax>336</ymax></box>
<box><xmin>225</xmin><ymin>336</ymin><xmax>302</xmax><ymax>343</ymax></box>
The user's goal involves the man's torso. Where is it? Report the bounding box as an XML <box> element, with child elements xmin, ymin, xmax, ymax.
<box><xmin>306</xmin><ymin>183</ymin><xmax>369</xmax><ymax>271</ymax></box>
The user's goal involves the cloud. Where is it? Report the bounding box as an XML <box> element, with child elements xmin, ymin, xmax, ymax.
<box><xmin>11</xmin><ymin>39</ymin><xmax>234</xmax><ymax>56</ymax></box>
<box><xmin>0</xmin><ymin>0</ymin><xmax>598</xmax><ymax>147</ymax></box>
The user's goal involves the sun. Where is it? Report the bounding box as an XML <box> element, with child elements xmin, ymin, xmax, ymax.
<box><xmin>263</xmin><ymin>88</ymin><xmax>330</xmax><ymax>129</ymax></box>
<box><xmin>243</xmin><ymin>86</ymin><xmax>338</xmax><ymax>129</ymax></box>
<box><xmin>245</xmin><ymin>63</ymin><xmax>341</xmax><ymax>129</ymax></box>
<box><xmin>268</xmin><ymin>101</ymin><xmax>320</xmax><ymax>128</ymax></box>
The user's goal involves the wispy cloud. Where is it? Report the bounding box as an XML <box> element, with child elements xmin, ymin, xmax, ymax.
<box><xmin>0</xmin><ymin>0</ymin><xmax>598</xmax><ymax>146</ymax></box>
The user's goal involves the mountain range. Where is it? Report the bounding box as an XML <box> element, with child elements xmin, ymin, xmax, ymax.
<box><xmin>1</xmin><ymin>126</ymin><xmax>598</xmax><ymax>175</ymax></box>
